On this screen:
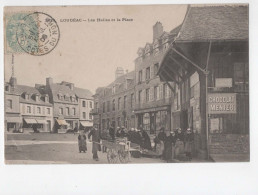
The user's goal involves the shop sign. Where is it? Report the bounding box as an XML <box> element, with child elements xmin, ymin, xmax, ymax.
<box><xmin>215</xmin><ymin>78</ymin><xmax>232</xmax><ymax>88</ymax></box>
<box><xmin>208</xmin><ymin>93</ymin><xmax>236</xmax><ymax>114</ymax></box>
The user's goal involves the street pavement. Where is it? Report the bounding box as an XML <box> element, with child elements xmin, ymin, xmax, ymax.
<box><xmin>5</xmin><ymin>133</ymin><xmax>163</xmax><ymax>164</ymax></box>
<box><xmin>5</xmin><ymin>133</ymin><xmax>209</xmax><ymax>164</ymax></box>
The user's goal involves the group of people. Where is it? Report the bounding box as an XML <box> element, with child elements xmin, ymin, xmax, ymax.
<box><xmin>77</xmin><ymin>124</ymin><xmax>199</xmax><ymax>163</ymax></box>
<box><xmin>155</xmin><ymin>127</ymin><xmax>196</xmax><ymax>162</ymax></box>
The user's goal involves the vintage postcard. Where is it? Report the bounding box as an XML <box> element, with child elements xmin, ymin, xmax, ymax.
<box><xmin>4</xmin><ymin>4</ymin><xmax>249</xmax><ymax>164</ymax></box>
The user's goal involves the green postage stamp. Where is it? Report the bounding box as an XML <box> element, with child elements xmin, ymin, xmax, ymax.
<box><xmin>5</xmin><ymin>12</ymin><xmax>60</xmax><ymax>56</ymax></box>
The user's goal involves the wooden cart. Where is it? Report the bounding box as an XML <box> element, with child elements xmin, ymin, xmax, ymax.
<box><xmin>102</xmin><ymin>138</ymin><xmax>139</xmax><ymax>163</ymax></box>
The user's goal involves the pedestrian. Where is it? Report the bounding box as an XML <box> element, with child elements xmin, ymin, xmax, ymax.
<box><xmin>175</xmin><ymin>128</ymin><xmax>184</xmax><ymax>159</ymax></box>
<box><xmin>192</xmin><ymin>129</ymin><xmax>201</xmax><ymax>157</ymax></box>
<box><xmin>184</xmin><ymin>128</ymin><xmax>194</xmax><ymax>160</ymax></box>
<box><xmin>140</xmin><ymin>128</ymin><xmax>152</xmax><ymax>150</ymax></box>
<box><xmin>163</xmin><ymin>129</ymin><xmax>174</xmax><ymax>162</ymax></box>
<box><xmin>171</xmin><ymin>130</ymin><xmax>176</xmax><ymax>160</ymax></box>
<box><xmin>157</xmin><ymin>127</ymin><xmax>166</xmax><ymax>159</ymax></box>
<box><xmin>88</xmin><ymin>126</ymin><xmax>101</xmax><ymax>161</ymax></box>
<box><xmin>78</xmin><ymin>130</ymin><xmax>87</xmax><ymax>153</ymax></box>
<box><xmin>109</xmin><ymin>125</ymin><xmax>115</xmax><ymax>141</ymax></box>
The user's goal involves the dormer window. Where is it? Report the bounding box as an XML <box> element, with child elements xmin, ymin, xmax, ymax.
<box><xmin>26</xmin><ymin>94</ymin><xmax>30</xmax><ymax>100</ymax></box>
<box><xmin>35</xmin><ymin>95</ymin><xmax>39</xmax><ymax>101</ymax></box>
<box><xmin>45</xmin><ymin>95</ymin><xmax>49</xmax><ymax>102</ymax></box>
<box><xmin>145</xmin><ymin>45</ymin><xmax>151</xmax><ymax>56</ymax></box>
<box><xmin>153</xmin><ymin>39</ymin><xmax>159</xmax><ymax>55</ymax></box>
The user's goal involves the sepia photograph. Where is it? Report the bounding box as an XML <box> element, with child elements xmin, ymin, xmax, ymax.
<box><xmin>4</xmin><ymin>4</ymin><xmax>249</xmax><ymax>164</ymax></box>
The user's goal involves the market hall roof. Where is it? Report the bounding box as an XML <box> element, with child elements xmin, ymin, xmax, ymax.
<box><xmin>176</xmin><ymin>5</ymin><xmax>248</xmax><ymax>42</ymax></box>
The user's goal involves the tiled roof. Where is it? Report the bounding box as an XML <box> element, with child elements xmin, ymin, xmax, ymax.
<box><xmin>176</xmin><ymin>5</ymin><xmax>248</xmax><ymax>41</ymax></box>
<box><xmin>16</xmin><ymin>85</ymin><xmax>52</xmax><ymax>106</ymax></box>
<box><xmin>49</xmin><ymin>83</ymin><xmax>76</xmax><ymax>102</ymax></box>
<box><xmin>169</xmin><ymin>24</ymin><xmax>182</xmax><ymax>35</ymax></box>
<box><xmin>74</xmin><ymin>87</ymin><xmax>93</xmax><ymax>100</ymax></box>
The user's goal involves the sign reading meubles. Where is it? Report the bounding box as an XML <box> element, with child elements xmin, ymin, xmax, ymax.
<box><xmin>208</xmin><ymin>93</ymin><xmax>237</xmax><ymax>114</ymax></box>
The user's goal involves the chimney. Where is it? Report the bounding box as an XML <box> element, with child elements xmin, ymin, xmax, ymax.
<box><xmin>46</xmin><ymin>77</ymin><xmax>53</xmax><ymax>86</ymax></box>
<box><xmin>115</xmin><ymin>67</ymin><xmax>124</xmax><ymax>79</ymax></box>
<box><xmin>68</xmin><ymin>83</ymin><xmax>74</xmax><ymax>90</ymax></box>
<box><xmin>153</xmin><ymin>22</ymin><xmax>163</xmax><ymax>41</ymax></box>
<box><xmin>9</xmin><ymin>77</ymin><xmax>17</xmax><ymax>88</ymax></box>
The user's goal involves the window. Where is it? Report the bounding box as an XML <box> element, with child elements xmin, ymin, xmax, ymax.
<box><xmin>118</xmin><ymin>97</ymin><xmax>121</xmax><ymax>110</ymax></box>
<box><xmin>138</xmin><ymin>90</ymin><xmax>142</xmax><ymax>103</ymax></box>
<box><xmin>124</xmin><ymin>96</ymin><xmax>127</xmax><ymax>109</ymax></box>
<box><xmin>89</xmin><ymin>101</ymin><xmax>93</xmax><ymax>108</ymax></box>
<box><xmin>26</xmin><ymin>94</ymin><xmax>30</xmax><ymax>100</ymax></box>
<box><xmin>66</xmin><ymin>107</ymin><xmax>69</xmax><ymax>115</ymax></box>
<box><xmin>154</xmin><ymin>86</ymin><xmax>158</xmax><ymax>100</ymax></box>
<box><xmin>154</xmin><ymin>63</ymin><xmax>159</xmax><ymax>76</ymax></box>
<box><xmin>72</xmin><ymin>108</ymin><xmax>76</xmax><ymax>115</ymax></box>
<box><xmin>7</xmin><ymin>99</ymin><xmax>12</xmax><ymax>109</ymax></box>
<box><xmin>234</xmin><ymin>62</ymin><xmax>248</xmax><ymax>92</ymax></box>
<box><xmin>37</xmin><ymin>107</ymin><xmax>41</xmax><ymax>114</ymax></box>
<box><xmin>112</xmin><ymin>86</ymin><xmax>116</xmax><ymax>95</ymax></box>
<box><xmin>159</xmin><ymin>84</ymin><xmax>163</xmax><ymax>99</ymax></box>
<box><xmin>35</xmin><ymin>95</ymin><xmax>39</xmax><ymax>101</ymax></box>
<box><xmin>27</xmin><ymin>106</ymin><xmax>31</xmax><ymax>113</ymax></box>
<box><xmin>146</xmin><ymin>67</ymin><xmax>150</xmax><ymax>80</ymax></box>
<box><xmin>103</xmin><ymin>102</ymin><xmax>106</xmax><ymax>113</ymax></box>
<box><xmin>139</xmin><ymin>70</ymin><xmax>142</xmax><ymax>83</ymax></box>
<box><xmin>45</xmin><ymin>96</ymin><xmax>49</xmax><ymax>102</ymax></box>
<box><xmin>5</xmin><ymin>85</ymin><xmax>9</xmax><ymax>92</ymax></box>
<box><xmin>83</xmin><ymin>112</ymin><xmax>86</xmax><ymax>119</ymax></box>
<box><xmin>146</xmin><ymin>88</ymin><xmax>150</xmax><ymax>102</ymax></box>
<box><xmin>112</xmin><ymin>99</ymin><xmax>115</xmax><ymax>111</ymax></box>
<box><xmin>107</xmin><ymin>101</ymin><xmax>110</xmax><ymax>112</ymax></box>
<box><xmin>82</xmin><ymin>101</ymin><xmax>86</xmax><ymax>107</ymax></box>
<box><xmin>89</xmin><ymin>114</ymin><xmax>92</xmax><ymax>120</ymax></box>
<box><xmin>131</xmin><ymin>93</ymin><xmax>134</xmax><ymax>108</ymax></box>
<box><xmin>47</xmin><ymin>108</ymin><xmax>50</xmax><ymax>114</ymax></box>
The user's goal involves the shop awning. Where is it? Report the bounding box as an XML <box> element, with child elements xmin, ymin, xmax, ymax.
<box><xmin>80</xmin><ymin>121</ymin><xmax>93</xmax><ymax>127</ymax></box>
<box><xmin>56</xmin><ymin>119</ymin><xmax>68</xmax><ymax>126</ymax></box>
<box><xmin>6</xmin><ymin>117</ymin><xmax>22</xmax><ymax>123</ymax></box>
<box><xmin>36</xmin><ymin>119</ymin><xmax>48</xmax><ymax>124</ymax></box>
<box><xmin>24</xmin><ymin>118</ymin><xmax>38</xmax><ymax>124</ymax></box>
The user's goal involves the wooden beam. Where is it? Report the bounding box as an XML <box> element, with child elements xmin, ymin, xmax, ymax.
<box><xmin>161</xmin><ymin>67</ymin><xmax>180</xmax><ymax>85</ymax></box>
<box><xmin>166</xmin><ymin>63</ymin><xmax>183</xmax><ymax>80</ymax></box>
<box><xmin>166</xmin><ymin>81</ymin><xmax>176</xmax><ymax>94</ymax></box>
<box><xmin>169</xmin><ymin>55</ymin><xmax>188</xmax><ymax>72</ymax></box>
<box><xmin>172</xmin><ymin>47</ymin><xmax>206</xmax><ymax>74</ymax></box>
<box><xmin>206</xmin><ymin>41</ymin><xmax>212</xmax><ymax>71</ymax></box>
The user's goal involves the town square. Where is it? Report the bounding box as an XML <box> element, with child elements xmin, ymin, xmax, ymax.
<box><xmin>4</xmin><ymin>4</ymin><xmax>249</xmax><ymax>164</ymax></box>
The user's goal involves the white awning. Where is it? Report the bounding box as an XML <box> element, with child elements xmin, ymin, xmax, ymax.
<box><xmin>56</xmin><ymin>119</ymin><xmax>68</xmax><ymax>126</ymax></box>
<box><xmin>6</xmin><ymin>117</ymin><xmax>22</xmax><ymax>123</ymax></box>
<box><xmin>36</xmin><ymin>119</ymin><xmax>48</xmax><ymax>124</ymax></box>
<box><xmin>80</xmin><ymin>121</ymin><xmax>93</xmax><ymax>127</ymax></box>
<box><xmin>24</xmin><ymin>118</ymin><xmax>38</xmax><ymax>124</ymax></box>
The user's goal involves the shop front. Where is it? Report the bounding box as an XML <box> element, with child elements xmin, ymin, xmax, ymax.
<box><xmin>135</xmin><ymin>106</ymin><xmax>170</xmax><ymax>135</ymax></box>
<box><xmin>5</xmin><ymin>116</ymin><xmax>22</xmax><ymax>132</ymax></box>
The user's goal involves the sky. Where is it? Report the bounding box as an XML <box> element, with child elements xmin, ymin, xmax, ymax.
<box><xmin>4</xmin><ymin>5</ymin><xmax>187</xmax><ymax>94</ymax></box>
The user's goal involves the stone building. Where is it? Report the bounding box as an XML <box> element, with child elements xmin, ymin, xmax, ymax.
<box><xmin>93</xmin><ymin>68</ymin><xmax>136</xmax><ymax>131</ymax></box>
<box><xmin>74</xmin><ymin>87</ymin><xmax>94</xmax><ymax>130</ymax></box>
<box><xmin>5</xmin><ymin>76</ymin><xmax>53</xmax><ymax>132</ymax></box>
<box><xmin>4</xmin><ymin>77</ymin><xmax>22</xmax><ymax>132</ymax></box>
<box><xmin>134</xmin><ymin>22</ymin><xmax>181</xmax><ymax>135</ymax></box>
<box><xmin>158</xmin><ymin>5</ymin><xmax>249</xmax><ymax>161</ymax></box>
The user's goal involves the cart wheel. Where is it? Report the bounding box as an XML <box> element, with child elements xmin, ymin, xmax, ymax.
<box><xmin>118</xmin><ymin>150</ymin><xmax>130</xmax><ymax>163</ymax></box>
<box><xmin>107</xmin><ymin>149</ymin><xmax>119</xmax><ymax>163</ymax></box>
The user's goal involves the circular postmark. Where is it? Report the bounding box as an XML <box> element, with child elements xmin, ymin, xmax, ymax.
<box><xmin>16</xmin><ymin>12</ymin><xmax>60</xmax><ymax>56</ymax></box>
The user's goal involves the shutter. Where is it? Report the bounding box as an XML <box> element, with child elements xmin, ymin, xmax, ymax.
<box><xmin>160</xmin><ymin>84</ymin><xmax>163</xmax><ymax>99</ymax></box>
<box><xmin>142</xmin><ymin>89</ymin><xmax>145</xmax><ymax>103</ymax></box>
<box><xmin>157</xmin><ymin>86</ymin><xmax>160</xmax><ymax>100</ymax></box>
<box><xmin>142</xmin><ymin>69</ymin><xmax>145</xmax><ymax>82</ymax></box>
<box><xmin>150</xmin><ymin>64</ymin><xmax>154</xmax><ymax>79</ymax></box>
<box><xmin>150</xmin><ymin>87</ymin><xmax>154</xmax><ymax>101</ymax></box>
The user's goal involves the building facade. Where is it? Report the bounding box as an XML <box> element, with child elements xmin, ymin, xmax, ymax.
<box><xmin>4</xmin><ymin>77</ymin><xmax>22</xmax><ymax>132</ymax></box>
<box><xmin>158</xmin><ymin>5</ymin><xmax>249</xmax><ymax>160</ymax></box>
<box><xmin>134</xmin><ymin>22</ymin><xmax>181</xmax><ymax>135</ymax></box>
<box><xmin>93</xmin><ymin>70</ymin><xmax>136</xmax><ymax>131</ymax></box>
<box><xmin>74</xmin><ymin>87</ymin><xmax>94</xmax><ymax>130</ymax></box>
